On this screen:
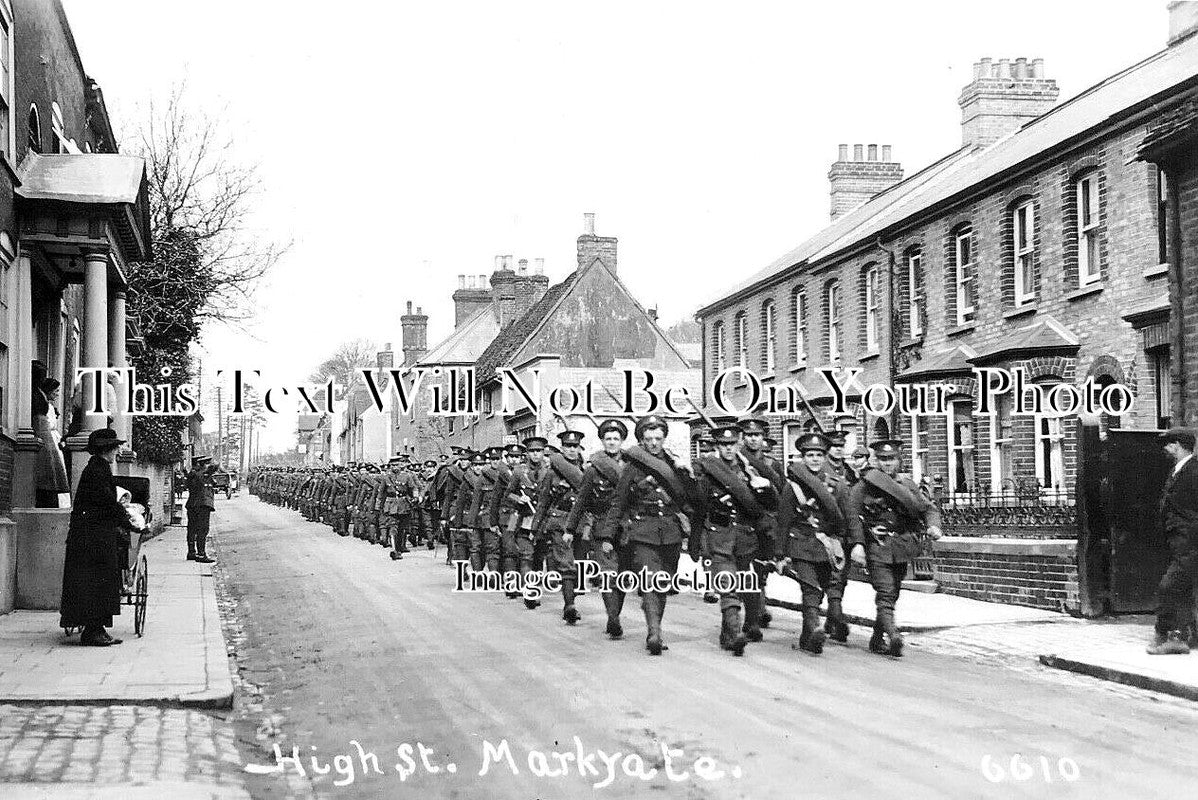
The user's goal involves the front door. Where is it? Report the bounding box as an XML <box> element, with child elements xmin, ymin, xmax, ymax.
<box><xmin>1101</xmin><ymin>429</ymin><xmax>1171</xmax><ymax>612</ymax></box>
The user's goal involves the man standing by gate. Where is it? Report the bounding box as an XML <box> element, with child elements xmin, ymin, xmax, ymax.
<box><xmin>1148</xmin><ymin>428</ymin><xmax>1198</xmax><ymax>655</ymax></box>
<box><xmin>186</xmin><ymin>455</ymin><xmax>216</xmax><ymax>564</ymax></box>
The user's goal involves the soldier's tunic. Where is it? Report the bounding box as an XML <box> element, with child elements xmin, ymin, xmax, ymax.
<box><xmin>565</xmin><ymin>451</ymin><xmax>626</xmax><ymax>623</ymax></box>
<box><xmin>493</xmin><ymin>462</ymin><xmax>534</xmax><ymax>588</ymax></box>
<box><xmin>439</xmin><ymin>464</ymin><xmax>466</xmax><ymax>561</ymax></box>
<box><xmin>466</xmin><ymin>466</ymin><xmax>500</xmax><ymax>572</ymax></box>
<box><xmin>694</xmin><ymin>453</ymin><xmax>764</xmax><ymax>616</ymax></box>
<box><xmin>777</xmin><ymin>461</ymin><xmax>848</xmax><ymax>617</ymax></box>
<box><xmin>531</xmin><ymin>452</ymin><xmax>586</xmax><ymax>610</ymax></box>
<box><xmin>846</xmin><ymin>469</ymin><xmax>941</xmax><ymax>636</ymax></box>
<box><xmin>449</xmin><ymin>469</ymin><xmax>480</xmax><ymax>565</ymax></box>
<box><xmin>512</xmin><ymin>459</ymin><xmax>549</xmax><ymax>600</ymax></box>
<box><xmin>739</xmin><ymin>447</ymin><xmax>782</xmax><ymax>633</ymax></box>
<box><xmin>597</xmin><ymin>445</ymin><xmax>694</xmax><ymax>647</ymax></box>
<box><xmin>484</xmin><ymin>460</ymin><xmax>513</xmax><ymax>573</ymax></box>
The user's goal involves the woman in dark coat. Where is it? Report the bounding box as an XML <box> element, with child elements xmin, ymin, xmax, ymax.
<box><xmin>59</xmin><ymin>428</ymin><xmax>133</xmax><ymax>646</ymax></box>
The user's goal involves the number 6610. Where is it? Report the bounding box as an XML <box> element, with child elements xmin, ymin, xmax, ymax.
<box><xmin>981</xmin><ymin>754</ymin><xmax>1080</xmax><ymax>783</ymax></box>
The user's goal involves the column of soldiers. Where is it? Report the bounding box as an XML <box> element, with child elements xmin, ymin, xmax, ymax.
<box><xmin>247</xmin><ymin>414</ymin><xmax>941</xmax><ymax>660</ymax></box>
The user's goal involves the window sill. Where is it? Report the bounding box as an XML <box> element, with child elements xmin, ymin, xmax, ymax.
<box><xmin>859</xmin><ymin>351</ymin><xmax>881</xmax><ymax>363</ymax></box>
<box><xmin>947</xmin><ymin>323</ymin><xmax>976</xmax><ymax>338</ymax></box>
<box><xmin>1065</xmin><ymin>283</ymin><xmax>1103</xmax><ymax>302</ymax></box>
<box><xmin>788</xmin><ymin>363</ymin><xmax>807</xmax><ymax>374</ymax></box>
<box><xmin>899</xmin><ymin>337</ymin><xmax>923</xmax><ymax>349</ymax></box>
<box><xmin>1003</xmin><ymin>304</ymin><xmax>1037</xmax><ymax>321</ymax></box>
<box><xmin>1144</xmin><ymin>263</ymin><xmax>1170</xmax><ymax>279</ymax></box>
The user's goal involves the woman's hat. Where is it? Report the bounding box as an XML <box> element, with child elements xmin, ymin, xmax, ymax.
<box><xmin>85</xmin><ymin>428</ymin><xmax>125</xmax><ymax>454</ymax></box>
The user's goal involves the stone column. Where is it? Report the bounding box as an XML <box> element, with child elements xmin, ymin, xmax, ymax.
<box><xmin>108</xmin><ymin>289</ymin><xmax>132</xmax><ymax>450</ymax></box>
<box><xmin>66</xmin><ymin>250</ymin><xmax>110</xmax><ymax>491</ymax></box>
<box><xmin>10</xmin><ymin>253</ymin><xmax>41</xmax><ymax>508</ymax></box>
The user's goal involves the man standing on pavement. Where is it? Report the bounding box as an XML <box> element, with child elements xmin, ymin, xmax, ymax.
<box><xmin>185</xmin><ymin>455</ymin><xmax>216</xmax><ymax>564</ymax></box>
<box><xmin>846</xmin><ymin>439</ymin><xmax>942</xmax><ymax>657</ymax></box>
<box><xmin>566</xmin><ymin>420</ymin><xmax>628</xmax><ymax>637</ymax></box>
<box><xmin>1148</xmin><ymin>428</ymin><xmax>1198</xmax><ymax>655</ymax></box>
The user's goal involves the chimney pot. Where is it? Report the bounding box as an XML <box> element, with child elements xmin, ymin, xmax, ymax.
<box><xmin>406</xmin><ymin>300</ymin><xmax>412</xmax><ymax>314</ymax></box>
<box><xmin>583</xmin><ymin>212</ymin><xmax>595</xmax><ymax>235</ymax></box>
<box><xmin>479</xmin><ymin>274</ymin><xmax>487</xmax><ymax>288</ymax></box>
<box><xmin>979</xmin><ymin>57</ymin><xmax>992</xmax><ymax>77</ymax></box>
<box><xmin>997</xmin><ymin>58</ymin><xmax>1011</xmax><ymax>78</ymax></box>
<box><xmin>853</xmin><ymin>144</ymin><xmax>864</xmax><ymax>161</ymax></box>
<box><xmin>458</xmin><ymin>274</ymin><xmax>466</xmax><ymax>289</ymax></box>
<box><xmin>534</xmin><ymin>258</ymin><xmax>544</xmax><ymax>274</ymax></box>
<box><xmin>1030</xmin><ymin>57</ymin><xmax>1044</xmax><ymax>78</ymax></box>
<box><xmin>837</xmin><ymin>144</ymin><xmax>848</xmax><ymax>161</ymax></box>
<box><xmin>867</xmin><ymin>144</ymin><xmax>878</xmax><ymax>161</ymax></box>
<box><xmin>960</xmin><ymin>55</ymin><xmax>1057</xmax><ymax>147</ymax></box>
<box><xmin>517</xmin><ymin>258</ymin><xmax>528</xmax><ymax>273</ymax></box>
<box><xmin>416</xmin><ymin>306</ymin><xmax>422</xmax><ymax>314</ymax></box>
<box><xmin>882</xmin><ymin>145</ymin><xmax>892</xmax><ymax>161</ymax></box>
<box><xmin>494</xmin><ymin>255</ymin><xmax>503</xmax><ymax>271</ymax></box>
<box><xmin>1014</xmin><ymin>57</ymin><xmax>1028</xmax><ymax>79</ymax></box>
<box><xmin>503</xmin><ymin>255</ymin><xmax>512</xmax><ymax>270</ymax></box>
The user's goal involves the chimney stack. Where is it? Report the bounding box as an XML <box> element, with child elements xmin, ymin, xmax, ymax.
<box><xmin>959</xmin><ymin>56</ymin><xmax>1059</xmax><ymax>148</ymax></box>
<box><xmin>576</xmin><ymin>212</ymin><xmax>618</xmax><ymax>274</ymax></box>
<box><xmin>828</xmin><ymin>144</ymin><xmax>903</xmax><ymax>221</ymax></box>
<box><xmin>401</xmin><ymin>303</ymin><xmax>429</xmax><ymax>366</ymax></box>
<box><xmin>377</xmin><ymin>342</ymin><xmax>395</xmax><ymax>371</ymax></box>
<box><xmin>452</xmin><ymin>271</ymin><xmax>491</xmax><ymax>328</ymax></box>
<box><xmin>1169</xmin><ymin>1</ymin><xmax>1198</xmax><ymax>46</ymax></box>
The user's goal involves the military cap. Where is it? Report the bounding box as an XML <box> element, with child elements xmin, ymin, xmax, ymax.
<box><xmin>1159</xmin><ymin>428</ymin><xmax>1197</xmax><ymax>450</ymax></box>
<box><xmin>449</xmin><ymin>446</ymin><xmax>466</xmax><ymax>455</ymax></box>
<box><xmin>868</xmin><ymin>439</ymin><xmax>903</xmax><ymax>457</ymax></box>
<box><xmin>851</xmin><ymin>446</ymin><xmax>870</xmax><ymax>458</ymax></box>
<box><xmin>484</xmin><ymin>446</ymin><xmax>504</xmax><ymax>460</ymax></box>
<box><xmin>388</xmin><ymin>456</ymin><xmax>405</xmax><ymax>465</ymax></box>
<box><xmin>504</xmin><ymin>443</ymin><xmax>527</xmax><ymax>456</ymax></box>
<box><xmin>424</xmin><ymin>459</ymin><xmax>438</xmax><ymax>467</ymax></box>
<box><xmin>697</xmin><ymin>435</ymin><xmax>716</xmax><ymax>453</ymax></box>
<box><xmin>523</xmin><ymin>436</ymin><xmax>548</xmax><ymax>451</ymax></box>
<box><xmin>597</xmin><ymin>419</ymin><xmax>629</xmax><ymax>439</ymax></box>
<box><xmin>545</xmin><ymin>443</ymin><xmax>561</xmax><ymax>455</ymax></box>
<box><xmin>795</xmin><ymin>432</ymin><xmax>830</xmax><ymax>453</ymax></box>
<box><xmin>826</xmin><ymin>431</ymin><xmax>848</xmax><ymax>448</ymax></box>
<box><xmin>634</xmin><ymin>414</ymin><xmax>669</xmax><ymax>439</ymax></box>
<box><xmin>711</xmin><ymin>425</ymin><xmax>742</xmax><ymax>445</ymax></box>
<box><xmin>470</xmin><ymin>451</ymin><xmax>487</xmax><ymax>465</ymax></box>
<box><xmin>737</xmin><ymin>416</ymin><xmax>769</xmax><ymax>435</ymax></box>
<box><xmin>557</xmin><ymin>430</ymin><xmax>584</xmax><ymax>447</ymax></box>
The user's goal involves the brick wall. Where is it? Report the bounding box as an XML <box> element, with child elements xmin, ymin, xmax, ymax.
<box><xmin>932</xmin><ymin>541</ymin><xmax>1079</xmax><ymax>613</ymax></box>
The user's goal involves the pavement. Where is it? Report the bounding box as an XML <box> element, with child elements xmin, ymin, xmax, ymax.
<box><xmin>0</xmin><ymin>523</ymin><xmax>234</xmax><ymax>708</ymax></box>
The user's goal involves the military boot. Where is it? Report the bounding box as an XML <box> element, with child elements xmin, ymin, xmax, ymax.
<box><xmin>1147</xmin><ymin>631</ymin><xmax>1191</xmax><ymax>655</ymax></box>
<box><xmin>798</xmin><ymin>608</ymin><xmax>826</xmax><ymax>655</ymax></box>
<box><xmin>868</xmin><ymin>620</ymin><xmax>887</xmax><ymax>654</ymax></box>
<box><xmin>644</xmin><ymin>593</ymin><xmax>664</xmax><ymax>655</ymax></box>
<box><xmin>825</xmin><ymin>598</ymin><xmax>850</xmax><ymax>642</ymax></box>
<box><xmin>878</xmin><ymin>609</ymin><xmax>903</xmax><ymax>657</ymax></box>
<box><xmin>602</xmin><ymin>592</ymin><xmax>623</xmax><ymax>638</ymax></box>
<box><xmin>720</xmin><ymin>607</ymin><xmax>747</xmax><ymax>656</ymax></box>
<box><xmin>742</xmin><ymin>593</ymin><xmax>764</xmax><ymax>642</ymax></box>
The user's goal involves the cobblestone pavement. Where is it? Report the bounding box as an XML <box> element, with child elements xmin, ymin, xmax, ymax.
<box><xmin>0</xmin><ymin>704</ymin><xmax>246</xmax><ymax>793</ymax></box>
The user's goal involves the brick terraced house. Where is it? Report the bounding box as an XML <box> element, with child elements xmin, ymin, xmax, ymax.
<box><xmin>696</xmin><ymin>7</ymin><xmax>1198</xmax><ymax>615</ymax></box>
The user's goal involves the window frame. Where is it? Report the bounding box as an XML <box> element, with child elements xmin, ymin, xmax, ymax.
<box><xmin>1153</xmin><ymin>351</ymin><xmax>1172</xmax><ymax>429</ymax></box>
<box><xmin>827</xmin><ymin>282</ymin><xmax>841</xmax><ymax>362</ymax></box>
<box><xmin>910</xmin><ymin>414</ymin><xmax>928</xmax><ymax>481</ymax></box>
<box><xmin>0</xmin><ymin>3</ymin><xmax>12</xmax><ymax>165</ymax></box>
<box><xmin>864</xmin><ymin>265</ymin><xmax>879</xmax><ymax>352</ymax></box>
<box><xmin>791</xmin><ymin>289</ymin><xmax>807</xmax><ymax>367</ymax></box>
<box><xmin>1013</xmin><ymin>200</ymin><xmax>1036</xmax><ymax>306</ymax></box>
<box><xmin>906</xmin><ymin>251</ymin><xmax>923</xmax><ymax>338</ymax></box>
<box><xmin>1076</xmin><ymin>173</ymin><xmax>1100</xmax><ymax>286</ymax></box>
<box><xmin>27</xmin><ymin>103</ymin><xmax>40</xmax><ymax>154</ymax></box>
<box><xmin>1034</xmin><ymin>410</ymin><xmax>1066</xmax><ymax>493</ymax></box>
<box><xmin>762</xmin><ymin>300</ymin><xmax>776</xmax><ymax>374</ymax></box>
<box><xmin>954</xmin><ymin>227</ymin><xmax>976</xmax><ymax>325</ymax></box>
<box><xmin>1157</xmin><ymin>167</ymin><xmax>1169</xmax><ymax>266</ymax></box>
<box><xmin>946</xmin><ymin>398</ymin><xmax>975</xmax><ymax>496</ymax></box>
<box><xmin>712</xmin><ymin>321</ymin><xmax>726</xmax><ymax>373</ymax></box>
<box><xmin>733</xmin><ymin>311</ymin><xmax>748</xmax><ymax>369</ymax></box>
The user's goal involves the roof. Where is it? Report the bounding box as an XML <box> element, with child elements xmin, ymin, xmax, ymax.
<box><xmin>969</xmin><ymin>315</ymin><xmax>1080</xmax><ymax>364</ymax></box>
<box><xmin>896</xmin><ymin>345</ymin><xmax>977</xmax><ymax>381</ymax></box>
<box><xmin>419</xmin><ymin>305</ymin><xmax>500</xmax><ymax>366</ymax></box>
<box><xmin>672</xmin><ymin>341</ymin><xmax>702</xmax><ymax>366</ymax></box>
<box><xmin>700</xmin><ymin>34</ymin><xmax>1198</xmax><ymax>315</ymax></box>
<box><xmin>1135</xmin><ymin>95</ymin><xmax>1198</xmax><ymax>158</ymax></box>
<box><xmin>474</xmin><ymin>272</ymin><xmax>579</xmax><ymax>385</ymax></box>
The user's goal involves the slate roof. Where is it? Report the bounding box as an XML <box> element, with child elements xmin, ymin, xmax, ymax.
<box><xmin>419</xmin><ymin>304</ymin><xmax>500</xmax><ymax>366</ymax></box>
<box><xmin>1136</xmin><ymin>96</ymin><xmax>1198</xmax><ymax>158</ymax></box>
<box><xmin>700</xmin><ymin>33</ymin><xmax>1198</xmax><ymax>315</ymax></box>
<box><xmin>474</xmin><ymin>271</ymin><xmax>579</xmax><ymax>385</ymax></box>
<box><xmin>968</xmin><ymin>315</ymin><xmax>1080</xmax><ymax>364</ymax></box>
<box><xmin>896</xmin><ymin>345</ymin><xmax>978</xmax><ymax>381</ymax></box>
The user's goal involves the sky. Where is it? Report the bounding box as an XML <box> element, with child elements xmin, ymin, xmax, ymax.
<box><xmin>62</xmin><ymin>0</ymin><xmax>1165</xmax><ymax>452</ymax></box>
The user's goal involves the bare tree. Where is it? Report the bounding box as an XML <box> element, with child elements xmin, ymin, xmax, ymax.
<box><xmin>127</xmin><ymin>84</ymin><xmax>287</xmax><ymax>327</ymax></box>
<box><xmin>309</xmin><ymin>339</ymin><xmax>378</xmax><ymax>390</ymax></box>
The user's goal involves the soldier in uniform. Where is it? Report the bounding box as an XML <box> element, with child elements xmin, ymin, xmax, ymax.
<box><xmin>825</xmin><ymin>431</ymin><xmax>859</xmax><ymax>485</ymax></box>
<box><xmin>693</xmin><ymin>425</ymin><xmax>773</xmax><ymax>656</ymax></box>
<box><xmin>486</xmin><ymin>444</ymin><xmax>519</xmax><ymax>585</ymax></box>
<box><xmin>440</xmin><ymin>449</ymin><xmax>471</xmax><ymax>564</ymax></box>
<box><xmin>381</xmin><ymin>458</ymin><xmax>409</xmax><ymax>560</ymax></box>
<box><xmin>849</xmin><ymin>446</ymin><xmax>871</xmax><ymax>481</ymax></box>
<box><xmin>692</xmin><ymin>431</ymin><xmax>721</xmax><ymax>605</ymax></box>
<box><xmin>776</xmin><ymin>432</ymin><xmax>849</xmax><ymax>654</ymax></box>
<box><xmin>531</xmin><ymin>430</ymin><xmax>587</xmax><ymax>624</ymax></box>
<box><xmin>509</xmin><ymin>437</ymin><xmax>549</xmax><ymax>607</ymax></box>
<box><xmin>451</xmin><ymin>452</ymin><xmax>485</xmax><ymax>568</ymax></box>
<box><xmin>846</xmin><ymin>439</ymin><xmax>942</xmax><ymax>657</ymax></box>
<box><xmin>566</xmin><ymin>419</ymin><xmax>628</xmax><ymax>637</ymax></box>
<box><xmin>736</xmin><ymin>417</ymin><xmax>783</xmax><ymax>638</ymax></box>
<box><xmin>597</xmin><ymin>415</ymin><xmax>695</xmax><ymax>656</ymax></box>
<box><xmin>465</xmin><ymin>447</ymin><xmax>503</xmax><ymax>572</ymax></box>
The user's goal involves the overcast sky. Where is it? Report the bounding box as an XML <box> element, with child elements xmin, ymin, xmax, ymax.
<box><xmin>63</xmin><ymin>0</ymin><xmax>1164</xmax><ymax>452</ymax></box>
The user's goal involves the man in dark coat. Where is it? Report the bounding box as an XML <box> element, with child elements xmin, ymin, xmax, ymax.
<box><xmin>1148</xmin><ymin>428</ymin><xmax>1198</xmax><ymax>655</ymax></box>
<box><xmin>59</xmin><ymin>428</ymin><xmax>131</xmax><ymax>646</ymax></box>
<box><xmin>185</xmin><ymin>455</ymin><xmax>217</xmax><ymax>563</ymax></box>
<box><xmin>531</xmin><ymin>430</ymin><xmax>587</xmax><ymax>624</ymax></box>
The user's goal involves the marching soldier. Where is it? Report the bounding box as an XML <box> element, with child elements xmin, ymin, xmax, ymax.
<box><xmin>565</xmin><ymin>420</ymin><xmax>628</xmax><ymax>637</ymax></box>
<box><xmin>849</xmin><ymin>446</ymin><xmax>871</xmax><ymax>482</ymax></box>
<box><xmin>846</xmin><ymin>439</ymin><xmax>942</xmax><ymax>657</ymax></box>
<box><xmin>450</xmin><ymin>452</ymin><xmax>485</xmax><ymax>568</ymax></box>
<box><xmin>465</xmin><ymin>448</ymin><xmax>503</xmax><ymax>572</ymax></box>
<box><xmin>736</xmin><ymin>417</ymin><xmax>783</xmax><ymax>639</ymax></box>
<box><xmin>597</xmin><ymin>415</ymin><xmax>696</xmax><ymax>656</ymax></box>
<box><xmin>776</xmin><ymin>432</ymin><xmax>850</xmax><ymax>654</ymax></box>
<box><xmin>487</xmin><ymin>444</ymin><xmax>521</xmax><ymax>586</ymax></box>
<box><xmin>509</xmin><ymin>438</ymin><xmax>550</xmax><ymax>607</ymax></box>
<box><xmin>693</xmin><ymin>430</ymin><xmax>721</xmax><ymax>605</ymax></box>
<box><xmin>531</xmin><ymin>430</ymin><xmax>587</xmax><ymax>624</ymax></box>
<box><xmin>825</xmin><ymin>431</ymin><xmax>859</xmax><ymax>485</ymax></box>
<box><xmin>693</xmin><ymin>425</ymin><xmax>772</xmax><ymax>656</ymax></box>
<box><xmin>382</xmin><ymin>458</ymin><xmax>410</xmax><ymax>560</ymax></box>
<box><xmin>440</xmin><ymin>449</ymin><xmax>471</xmax><ymax>564</ymax></box>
